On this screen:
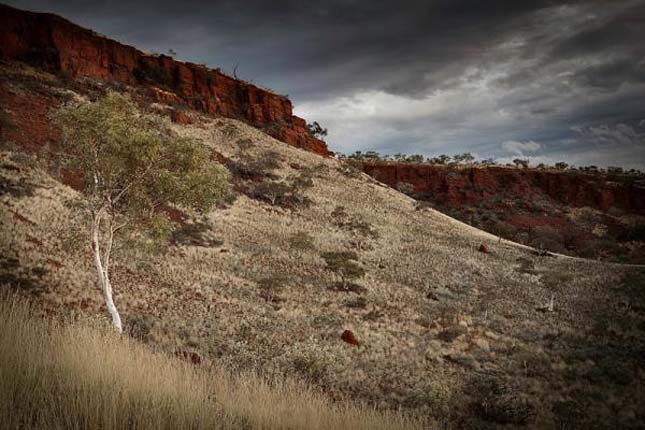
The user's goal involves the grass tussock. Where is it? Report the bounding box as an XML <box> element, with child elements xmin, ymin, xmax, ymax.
<box><xmin>0</xmin><ymin>297</ymin><xmax>422</xmax><ymax>430</ymax></box>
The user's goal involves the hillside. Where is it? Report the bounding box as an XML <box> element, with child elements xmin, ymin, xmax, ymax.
<box><xmin>0</xmin><ymin>298</ymin><xmax>418</xmax><ymax>430</ymax></box>
<box><xmin>362</xmin><ymin>161</ymin><xmax>645</xmax><ymax>264</ymax></box>
<box><xmin>1</xmin><ymin>5</ymin><xmax>645</xmax><ymax>429</ymax></box>
<box><xmin>1</xmin><ymin>61</ymin><xmax>644</xmax><ymax>428</ymax></box>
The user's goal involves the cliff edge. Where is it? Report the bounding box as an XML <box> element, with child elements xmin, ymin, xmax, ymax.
<box><xmin>0</xmin><ymin>3</ymin><xmax>329</xmax><ymax>155</ymax></box>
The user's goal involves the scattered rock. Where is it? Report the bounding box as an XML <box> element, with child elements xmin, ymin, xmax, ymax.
<box><xmin>341</xmin><ymin>329</ymin><xmax>359</xmax><ymax>346</ymax></box>
<box><xmin>478</xmin><ymin>244</ymin><xmax>488</xmax><ymax>254</ymax></box>
<box><xmin>426</xmin><ymin>291</ymin><xmax>440</xmax><ymax>301</ymax></box>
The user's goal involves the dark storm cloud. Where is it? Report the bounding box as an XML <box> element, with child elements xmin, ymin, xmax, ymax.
<box><xmin>5</xmin><ymin>0</ymin><xmax>645</xmax><ymax>168</ymax></box>
<box><xmin>4</xmin><ymin>0</ymin><xmax>563</xmax><ymax>98</ymax></box>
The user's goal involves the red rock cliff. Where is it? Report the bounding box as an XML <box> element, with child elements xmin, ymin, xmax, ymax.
<box><xmin>0</xmin><ymin>3</ymin><xmax>329</xmax><ymax>155</ymax></box>
<box><xmin>363</xmin><ymin>163</ymin><xmax>645</xmax><ymax>214</ymax></box>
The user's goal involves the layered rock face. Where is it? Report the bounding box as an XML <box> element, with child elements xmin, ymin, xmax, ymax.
<box><xmin>0</xmin><ymin>3</ymin><xmax>328</xmax><ymax>155</ymax></box>
<box><xmin>363</xmin><ymin>163</ymin><xmax>645</xmax><ymax>214</ymax></box>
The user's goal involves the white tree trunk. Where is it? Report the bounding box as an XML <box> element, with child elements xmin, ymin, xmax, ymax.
<box><xmin>92</xmin><ymin>212</ymin><xmax>123</xmax><ymax>333</ymax></box>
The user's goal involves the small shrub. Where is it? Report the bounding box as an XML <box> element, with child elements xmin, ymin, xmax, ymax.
<box><xmin>126</xmin><ymin>314</ymin><xmax>155</xmax><ymax>342</ymax></box>
<box><xmin>331</xmin><ymin>206</ymin><xmax>378</xmax><ymax>239</ymax></box>
<box><xmin>171</xmin><ymin>220</ymin><xmax>223</xmax><ymax>247</ymax></box>
<box><xmin>396</xmin><ymin>181</ymin><xmax>414</xmax><ymax>195</ymax></box>
<box><xmin>344</xmin><ymin>296</ymin><xmax>367</xmax><ymax>309</ymax></box>
<box><xmin>257</xmin><ymin>275</ymin><xmax>289</xmax><ymax>303</ymax></box>
<box><xmin>529</xmin><ymin>225</ymin><xmax>565</xmax><ymax>253</ymax></box>
<box><xmin>307</xmin><ymin>121</ymin><xmax>328</xmax><ymax>139</ymax></box>
<box><xmin>289</xmin><ymin>169</ymin><xmax>315</xmax><ymax>192</ymax></box>
<box><xmin>291</xmin><ymin>353</ymin><xmax>329</xmax><ymax>382</ymax></box>
<box><xmin>286</xmin><ymin>168</ymin><xmax>316</xmax><ymax>206</ymax></box>
<box><xmin>407</xmin><ymin>382</ymin><xmax>452</xmax><ymax>416</ymax></box>
<box><xmin>288</xmin><ymin>231</ymin><xmax>316</xmax><ymax>256</ymax></box>
<box><xmin>414</xmin><ymin>201</ymin><xmax>434</xmax><ymax>211</ymax></box>
<box><xmin>337</xmin><ymin>159</ymin><xmax>363</xmax><ymax>178</ymax></box>
<box><xmin>0</xmin><ymin>175</ymin><xmax>36</xmax><ymax>199</ymax></box>
<box><xmin>251</xmin><ymin>181</ymin><xmax>291</xmax><ymax>206</ymax></box>
<box><xmin>331</xmin><ymin>205</ymin><xmax>348</xmax><ymax>220</ymax></box>
<box><xmin>320</xmin><ymin>251</ymin><xmax>366</xmax><ymax>291</ymax></box>
<box><xmin>236</xmin><ymin>138</ymin><xmax>254</xmax><ymax>153</ymax></box>
<box><xmin>231</xmin><ymin>150</ymin><xmax>282</xmax><ymax>179</ymax></box>
<box><xmin>487</xmin><ymin>221</ymin><xmax>518</xmax><ymax>241</ymax></box>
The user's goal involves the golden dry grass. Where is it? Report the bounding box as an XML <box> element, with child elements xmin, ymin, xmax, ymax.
<box><xmin>0</xmin><ymin>296</ymin><xmax>423</xmax><ymax>430</ymax></box>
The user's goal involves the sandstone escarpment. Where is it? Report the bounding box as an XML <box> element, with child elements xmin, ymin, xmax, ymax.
<box><xmin>363</xmin><ymin>163</ymin><xmax>645</xmax><ymax>214</ymax></box>
<box><xmin>0</xmin><ymin>3</ymin><xmax>328</xmax><ymax>155</ymax></box>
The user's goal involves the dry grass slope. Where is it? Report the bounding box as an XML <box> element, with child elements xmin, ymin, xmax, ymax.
<box><xmin>1</xmin><ymin>64</ymin><xmax>644</xmax><ymax>428</ymax></box>
<box><xmin>0</xmin><ymin>297</ymin><xmax>422</xmax><ymax>430</ymax></box>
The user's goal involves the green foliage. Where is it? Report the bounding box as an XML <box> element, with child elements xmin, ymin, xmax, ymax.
<box><xmin>55</xmin><ymin>92</ymin><xmax>228</xmax><ymax>217</ymax></box>
<box><xmin>512</xmin><ymin>158</ymin><xmax>529</xmax><ymax>169</ymax></box>
<box><xmin>307</xmin><ymin>121</ymin><xmax>328</xmax><ymax>139</ymax></box>
<box><xmin>53</xmin><ymin>91</ymin><xmax>230</xmax><ymax>226</ymax></box>
<box><xmin>429</xmin><ymin>154</ymin><xmax>451</xmax><ymax>164</ymax></box>
<box><xmin>452</xmin><ymin>152</ymin><xmax>475</xmax><ymax>164</ymax></box>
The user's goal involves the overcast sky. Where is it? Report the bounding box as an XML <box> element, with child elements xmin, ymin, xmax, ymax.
<box><xmin>8</xmin><ymin>0</ymin><xmax>645</xmax><ymax>168</ymax></box>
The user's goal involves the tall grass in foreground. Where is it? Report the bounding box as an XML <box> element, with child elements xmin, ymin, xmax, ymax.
<box><xmin>0</xmin><ymin>298</ymin><xmax>423</xmax><ymax>430</ymax></box>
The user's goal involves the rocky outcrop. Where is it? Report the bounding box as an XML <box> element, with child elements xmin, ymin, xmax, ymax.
<box><xmin>363</xmin><ymin>163</ymin><xmax>645</xmax><ymax>214</ymax></box>
<box><xmin>0</xmin><ymin>3</ymin><xmax>329</xmax><ymax>155</ymax></box>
